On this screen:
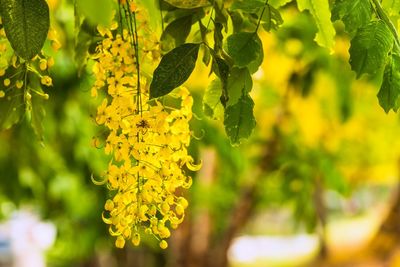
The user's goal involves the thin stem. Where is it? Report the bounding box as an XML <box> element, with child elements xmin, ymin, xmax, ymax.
<box><xmin>255</xmin><ymin>0</ymin><xmax>269</xmax><ymax>33</ymax></box>
<box><xmin>118</xmin><ymin>3</ymin><xmax>125</xmax><ymax>40</ymax></box>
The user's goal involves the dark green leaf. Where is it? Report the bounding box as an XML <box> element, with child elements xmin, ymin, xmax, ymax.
<box><xmin>230</xmin><ymin>0</ymin><xmax>265</xmax><ymax>13</ymax></box>
<box><xmin>161</xmin><ymin>15</ymin><xmax>193</xmax><ymax>52</ymax></box>
<box><xmin>332</xmin><ymin>0</ymin><xmax>372</xmax><ymax>36</ymax></box>
<box><xmin>0</xmin><ymin>0</ymin><xmax>50</xmax><ymax>60</ymax></box>
<box><xmin>349</xmin><ymin>20</ymin><xmax>394</xmax><ymax>78</ymax></box>
<box><xmin>378</xmin><ymin>54</ymin><xmax>400</xmax><ymax>113</ymax></box>
<box><xmin>224</xmin><ymin>93</ymin><xmax>256</xmax><ymax>146</ymax></box>
<box><xmin>227</xmin><ymin>67</ymin><xmax>253</xmax><ymax>106</ymax></box>
<box><xmin>261</xmin><ymin>4</ymin><xmax>283</xmax><ymax>32</ymax></box>
<box><xmin>213</xmin><ymin>22</ymin><xmax>224</xmax><ymax>54</ymax></box>
<box><xmin>214</xmin><ymin>1</ymin><xmax>229</xmax><ymax>30</ymax></box>
<box><xmin>224</xmin><ymin>32</ymin><xmax>262</xmax><ymax>68</ymax></box>
<box><xmin>150</xmin><ymin>43</ymin><xmax>200</xmax><ymax>98</ymax></box>
<box><xmin>229</xmin><ymin>11</ymin><xmax>245</xmax><ymax>33</ymax></box>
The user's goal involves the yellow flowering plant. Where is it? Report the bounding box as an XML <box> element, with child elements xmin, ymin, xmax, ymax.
<box><xmin>90</xmin><ymin>0</ymin><xmax>201</xmax><ymax>249</ymax></box>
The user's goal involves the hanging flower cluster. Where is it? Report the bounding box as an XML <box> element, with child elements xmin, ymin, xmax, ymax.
<box><xmin>91</xmin><ymin>4</ymin><xmax>200</xmax><ymax>249</ymax></box>
<box><xmin>0</xmin><ymin>19</ymin><xmax>59</xmax><ymax>100</ymax></box>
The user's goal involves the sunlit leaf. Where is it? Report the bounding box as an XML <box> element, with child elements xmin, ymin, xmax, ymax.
<box><xmin>224</xmin><ymin>93</ymin><xmax>256</xmax><ymax>146</ymax></box>
<box><xmin>261</xmin><ymin>4</ymin><xmax>283</xmax><ymax>32</ymax></box>
<box><xmin>203</xmin><ymin>79</ymin><xmax>224</xmax><ymax>120</ymax></box>
<box><xmin>332</xmin><ymin>0</ymin><xmax>372</xmax><ymax>36</ymax></box>
<box><xmin>227</xmin><ymin>67</ymin><xmax>253</xmax><ymax>106</ymax></box>
<box><xmin>297</xmin><ymin>0</ymin><xmax>336</xmax><ymax>49</ymax></box>
<box><xmin>378</xmin><ymin>54</ymin><xmax>400</xmax><ymax>113</ymax></box>
<box><xmin>349</xmin><ymin>20</ymin><xmax>393</xmax><ymax>78</ymax></box>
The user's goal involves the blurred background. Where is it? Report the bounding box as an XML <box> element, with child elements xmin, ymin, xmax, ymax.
<box><xmin>1</xmin><ymin>1</ymin><xmax>400</xmax><ymax>267</ymax></box>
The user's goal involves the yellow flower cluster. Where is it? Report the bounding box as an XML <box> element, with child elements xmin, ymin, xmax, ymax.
<box><xmin>91</xmin><ymin>21</ymin><xmax>200</xmax><ymax>249</ymax></box>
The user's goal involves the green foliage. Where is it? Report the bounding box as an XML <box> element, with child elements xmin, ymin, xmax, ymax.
<box><xmin>225</xmin><ymin>32</ymin><xmax>263</xmax><ymax>68</ymax></box>
<box><xmin>164</xmin><ymin>0</ymin><xmax>210</xmax><ymax>9</ymax></box>
<box><xmin>161</xmin><ymin>15</ymin><xmax>193</xmax><ymax>52</ymax></box>
<box><xmin>224</xmin><ymin>93</ymin><xmax>256</xmax><ymax>146</ymax></box>
<box><xmin>150</xmin><ymin>43</ymin><xmax>200</xmax><ymax>98</ymax></box>
<box><xmin>203</xmin><ymin>78</ymin><xmax>224</xmax><ymax>119</ymax></box>
<box><xmin>378</xmin><ymin>54</ymin><xmax>400</xmax><ymax>113</ymax></box>
<box><xmin>261</xmin><ymin>4</ymin><xmax>283</xmax><ymax>32</ymax></box>
<box><xmin>0</xmin><ymin>0</ymin><xmax>49</xmax><ymax>60</ymax></box>
<box><xmin>349</xmin><ymin>21</ymin><xmax>393</xmax><ymax>78</ymax></box>
<box><xmin>332</xmin><ymin>0</ymin><xmax>372</xmax><ymax>36</ymax></box>
<box><xmin>226</xmin><ymin>67</ymin><xmax>253</xmax><ymax>106</ymax></box>
<box><xmin>230</xmin><ymin>0</ymin><xmax>266</xmax><ymax>13</ymax></box>
<box><xmin>296</xmin><ymin>0</ymin><xmax>336</xmax><ymax>49</ymax></box>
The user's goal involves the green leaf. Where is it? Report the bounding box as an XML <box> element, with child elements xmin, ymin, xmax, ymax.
<box><xmin>164</xmin><ymin>0</ymin><xmax>210</xmax><ymax>9</ymax></box>
<box><xmin>161</xmin><ymin>15</ymin><xmax>193</xmax><ymax>52</ymax></box>
<box><xmin>261</xmin><ymin>4</ymin><xmax>283</xmax><ymax>32</ymax></box>
<box><xmin>224</xmin><ymin>32</ymin><xmax>262</xmax><ymax>68</ymax></box>
<box><xmin>203</xmin><ymin>79</ymin><xmax>224</xmax><ymax>119</ymax></box>
<box><xmin>75</xmin><ymin>19</ymin><xmax>96</xmax><ymax>76</ymax></box>
<box><xmin>76</xmin><ymin>0</ymin><xmax>113</xmax><ymax>26</ymax></box>
<box><xmin>0</xmin><ymin>0</ymin><xmax>50</xmax><ymax>60</ymax></box>
<box><xmin>227</xmin><ymin>67</ymin><xmax>253</xmax><ymax>106</ymax></box>
<box><xmin>297</xmin><ymin>0</ymin><xmax>336</xmax><ymax>49</ymax></box>
<box><xmin>224</xmin><ymin>93</ymin><xmax>256</xmax><ymax>146</ymax></box>
<box><xmin>349</xmin><ymin>21</ymin><xmax>394</xmax><ymax>78</ymax></box>
<box><xmin>0</xmin><ymin>85</ymin><xmax>24</xmax><ymax>130</ymax></box>
<box><xmin>269</xmin><ymin>0</ymin><xmax>294</xmax><ymax>8</ymax></box>
<box><xmin>377</xmin><ymin>54</ymin><xmax>400</xmax><ymax>113</ymax></box>
<box><xmin>150</xmin><ymin>43</ymin><xmax>200</xmax><ymax>98</ymax></box>
<box><xmin>332</xmin><ymin>0</ymin><xmax>372</xmax><ymax>36</ymax></box>
<box><xmin>230</xmin><ymin>0</ymin><xmax>265</xmax><ymax>13</ymax></box>
<box><xmin>212</xmin><ymin>56</ymin><xmax>230</xmax><ymax>106</ymax></box>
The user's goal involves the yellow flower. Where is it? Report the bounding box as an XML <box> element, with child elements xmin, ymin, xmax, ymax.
<box><xmin>41</xmin><ymin>76</ymin><xmax>53</xmax><ymax>86</ymax></box>
<box><xmin>91</xmin><ymin>11</ymin><xmax>200</xmax><ymax>249</ymax></box>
